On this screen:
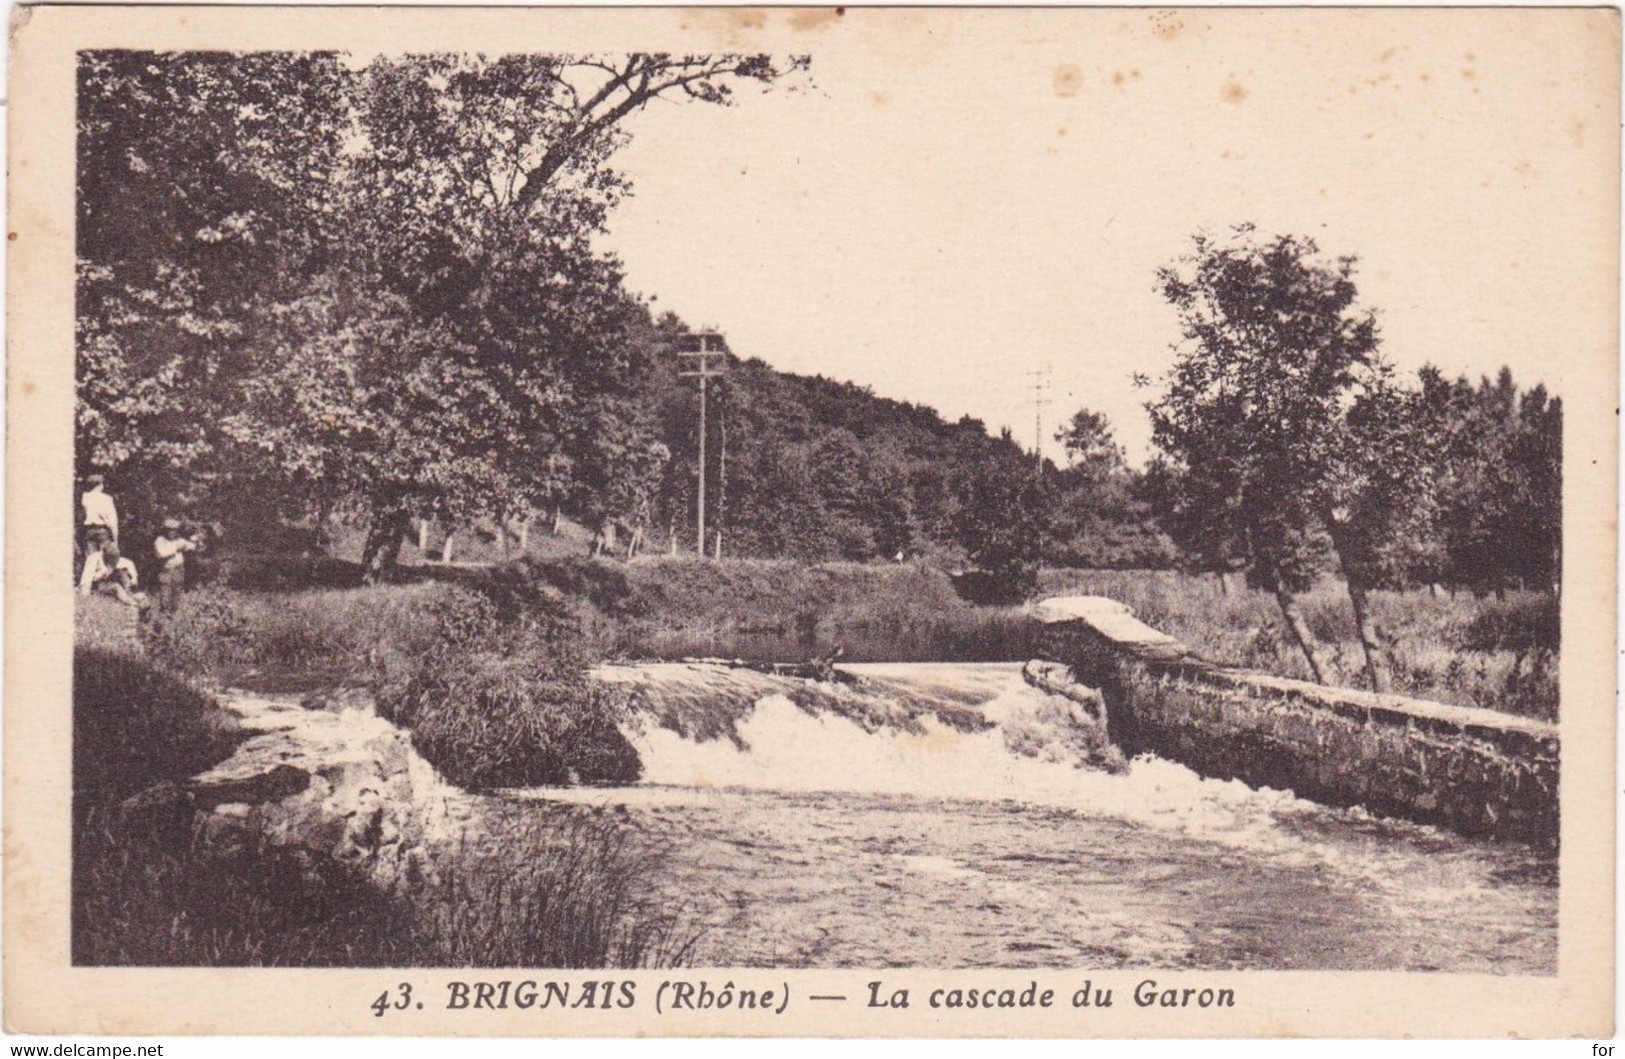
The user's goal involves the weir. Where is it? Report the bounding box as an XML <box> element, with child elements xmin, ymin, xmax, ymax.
<box><xmin>1032</xmin><ymin>596</ymin><xmax>1560</xmax><ymax>846</ymax></box>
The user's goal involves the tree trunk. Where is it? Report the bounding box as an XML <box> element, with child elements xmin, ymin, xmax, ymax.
<box><xmin>417</xmin><ymin>518</ymin><xmax>430</xmax><ymax>555</ymax></box>
<box><xmin>1217</xmin><ymin>571</ymin><xmax>1232</xmax><ymax>596</ymax></box>
<box><xmin>518</xmin><ymin>516</ymin><xmax>530</xmax><ymax>553</ymax></box>
<box><xmin>442</xmin><ymin>530</ymin><xmax>456</xmax><ymax>563</ymax></box>
<box><xmin>362</xmin><ymin>508</ymin><xmax>411</xmax><ymax>585</ymax></box>
<box><xmin>1344</xmin><ymin>574</ymin><xmax>1393</xmax><ymax>693</ymax></box>
<box><xmin>1272</xmin><ymin>581</ymin><xmax>1329</xmax><ymax>685</ymax></box>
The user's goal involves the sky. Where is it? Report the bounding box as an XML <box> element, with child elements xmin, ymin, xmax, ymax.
<box><xmin>593</xmin><ymin>8</ymin><xmax>1618</xmax><ymax>464</ymax></box>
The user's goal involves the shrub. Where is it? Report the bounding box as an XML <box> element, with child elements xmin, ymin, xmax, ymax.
<box><xmin>1457</xmin><ymin>593</ymin><xmax>1560</xmax><ymax>653</ymax></box>
<box><xmin>379</xmin><ymin>624</ymin><xmax>640</xmax><ymax>790</ymax></box>
<box><xmin>146</xmin><ymin>581</ymin><xmax>497</xmax><ymax>685</ymax></box>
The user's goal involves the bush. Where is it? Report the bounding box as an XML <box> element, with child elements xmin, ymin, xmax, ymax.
<box><xmin>379</xmin><ymin>629</ymin><xmax>640</xmax><ymax>790</ymax></box>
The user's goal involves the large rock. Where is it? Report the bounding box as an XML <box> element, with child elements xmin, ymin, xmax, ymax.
<box><xmin>181</xmin><ymin>690</ymin><xmax>475</xmax><ymax>895</ymax></box>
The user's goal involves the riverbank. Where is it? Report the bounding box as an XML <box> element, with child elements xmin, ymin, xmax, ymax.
<box><xmin>71</xmin><ymin>592</ymin><xmax>694</xmax><ymax>967</ymax></box>
<box><xmin>71</xmin><ymin>555</ymin><xmax>1561</xmax><ymax>967</ymax></box>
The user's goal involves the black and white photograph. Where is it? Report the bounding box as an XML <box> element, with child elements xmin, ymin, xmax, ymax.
<box><xmin>6</xmin><ymin>4</ymin><xmax>1617</xmax><ymax>1040</ymax></box>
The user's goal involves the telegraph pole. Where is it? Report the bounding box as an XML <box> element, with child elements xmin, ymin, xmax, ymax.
<box><xmin>678</xmin><ymin>332</ymin><xmax>728</xmax><ymax>556</ymax></box>
<box><xmin>715</xmin><ymin>414</ymin><xmax>727</xmax><ymax>560</ymax></box>
<box><xmin>1027</xmin><ymin>365</ymin><xmax>1052</xmax><ymax>477</ymax></box>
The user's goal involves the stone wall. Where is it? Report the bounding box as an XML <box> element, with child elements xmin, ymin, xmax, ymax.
<box><xmin>1033</xmin><ymin>596</ymin><xmax>1559</xmax><ymax>846</ymax></box>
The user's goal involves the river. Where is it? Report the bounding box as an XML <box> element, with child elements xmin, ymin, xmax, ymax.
<box><xmin>517</xmin><ymin>662</ymin><xmax>1556</xmax><ymax>972</ymax></box>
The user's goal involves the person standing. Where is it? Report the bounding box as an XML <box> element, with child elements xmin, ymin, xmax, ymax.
<box><xmin>81</xmin><ymin>474</ymin><xmax>118</xmax><ymax>550</ymax></box>
<box><xmin>153</xmin><ymin>517</ymin><xmax>199</xmax><ymax>611</ymax></box>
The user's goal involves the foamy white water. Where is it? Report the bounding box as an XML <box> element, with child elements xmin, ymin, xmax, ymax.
<box><xmin>520</xmin><ymin>662</ymin><xmax>1555</xmax><ymax>971</ymax></box>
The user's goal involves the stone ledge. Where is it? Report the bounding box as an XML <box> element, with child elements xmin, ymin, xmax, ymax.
<box><xmin>1036</xmin><ymin>594</ymin><xmax>1559</xmax><ymax>846</ymax></box>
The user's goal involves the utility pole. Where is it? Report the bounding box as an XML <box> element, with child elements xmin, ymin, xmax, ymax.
<box><xmin>678</xmin><ymin>331</ymin><xmax>728</xmax><ymax>557</ymax></box>
<box><xmin>1027</xmin><ymin>365</ymin><xmax>1052</xmax><ymax>478</ymax></box>
<box><xmin>715</xmin><ymin>413</ymin><xmax>727</xmax><ymax>560</ymax></box>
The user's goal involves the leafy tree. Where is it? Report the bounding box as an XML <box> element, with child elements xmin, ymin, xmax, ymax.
<box><xmin>946</xmin><ymin>427</ymin><xmax>1051</xmax><ymax>591</ymax></box>
<box><xmin>1056</xmin><ymin>409</ymin><xmax>1127</xmax><ymax>481</ymax></box>
<box><xmin>1148</xmin><ymin>227</ymin><xmax>1390</xmax><ymax>685</ymax></box>
<box><xmin>1047</xmin><ymin>408</ymin><xmax>1174</xmax><ymax>570</ymax></box>
<box><xmin>1318</xmin><ymin>372</ymin><xmax>1438</xmax><ymax>690</ymax></box>
<box><xmin>78</xmin><ymin>51</ymin><xmax>808</xmax><ymax>579</ymax></box>
<box><xmin>1418</xmin><ymin>366</ymin><xmax>1562</xmax><ymax>597</ymax></box>
<box><xmin>77</xmin><ymin>51</ymin><xmax>353</xmax><ymax>535</ymax></box>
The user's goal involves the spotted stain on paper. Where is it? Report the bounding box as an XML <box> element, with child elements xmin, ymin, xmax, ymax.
<box><xmin>788</xmin><ymin>8</ymin><xmax>844</xmax><ymax>33</ymax></box>
<box><xmin>1052</xmin><ymin>64</ymin><xmax>1084</xmax><ymax>98</ymax></box>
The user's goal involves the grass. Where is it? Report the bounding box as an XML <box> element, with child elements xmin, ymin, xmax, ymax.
<box><xmin>74</xmin><ymin>802</ymin><xmax>697</xmax><ymax>968</ymax></box>
<box><xmin>1038</xmin><ymin>569</ymin><xmax>1559</xmax><ymax>721</ymax></box>
<box><xmin>423</xmin><ymin>803</ymin><xmax>702</xmax><ymax>968</ymax></box>
<box><xmin>73</xmin><ymin>576</ymin><xmax>691</xmax><ymax>968</ymax></box>
<box><xmin>142</xmin><ymin>578</ymin><xmax>638</xmax><ymax>788</ymax></box>
<box><xmin>74</xmin><ymin>648</ymin><xmax>247</xmax><ymax>818</ymax></box>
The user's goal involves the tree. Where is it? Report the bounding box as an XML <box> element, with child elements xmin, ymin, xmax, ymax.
<box><xmin>1417</xmin><ymin>366</ymin><xmax>1562</xmax><ymax>597</ymax></box>
<box><xmin>947</xmin><ymin>427</ymin><xmax>1051</xmax><ymax>593</ymax></box>
<box><xmin>1046</xmin><ymin>408</ymin><xmax>1174</xmax><ymax>570</ymax></box>
<box><xmin>1148</xmin><ymin>227</ymin><xmax>1391</xmax><ymax>686</ymax></box>
<box><xmin>77</xmin><ymin>51</ymin><xmax>353</xmax><ymax>535</ymax></box>
<box><xmin>1318</xmin><ymin>373</ymin><xmax>1438</xmax><ymax>690</ymax></box>
<box><xmin>1056</xmin><ymin>409</ymin><xmax>1127</xmax><ymax>480</ymax></box>
<box><xmin>78</xmin><ymin>51</ymin><xmax>809</xmax><ymax>580</ymax></box>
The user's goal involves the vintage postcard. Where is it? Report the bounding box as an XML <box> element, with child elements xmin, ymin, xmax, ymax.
<box><xmin>6</xmin><ymin>4</ymin><xmax>1618</xmax><ymax>1041</ymax></box>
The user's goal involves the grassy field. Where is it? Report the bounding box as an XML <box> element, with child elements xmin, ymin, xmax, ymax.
<box><xmin>1038</xmin><ymin>569</ymin><xmax>1558</xmax><ymax>721</ymax></box>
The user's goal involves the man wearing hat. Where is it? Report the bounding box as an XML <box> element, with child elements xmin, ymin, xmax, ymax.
<box><xmin>81</xmin><ymin>474</ymin><xmax>118</xmax><ymax>550</ymax></box>
<box><xmin>153</xmin><ymin>517</ymin><xmax>199</xmax><ymax>612</ymax></box>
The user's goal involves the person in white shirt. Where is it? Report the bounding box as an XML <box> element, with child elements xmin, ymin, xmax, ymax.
<box><xmin>153</xmin><ymin>518</ymin><xmax>199</xmax><ymax>611</ymax></box>
<box><xmin>78</xmin><ymin>541</ymin><xmax>145</xmax><ymax>607</ymax></box>
<box><xmin>81</xmin><ymin>474</ymin><xmax>118</xmax><ymax>549</ymax></box>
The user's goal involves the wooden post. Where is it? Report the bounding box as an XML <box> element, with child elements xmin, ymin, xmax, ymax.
<box><xmin>679</xmin><ymin>332</ymin><xmax>727</xmax><ymax>559</ymax></box>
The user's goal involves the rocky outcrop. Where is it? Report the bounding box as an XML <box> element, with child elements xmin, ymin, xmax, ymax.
<box><xmin>148</xmin><ymin>690</ymin><xmax>480</xmax><ymax>894</ymax></box>
<box><xmin>1034</xmin><ymin>595</ymin><xmax>1560</xmax><ymax>846</ymax></box>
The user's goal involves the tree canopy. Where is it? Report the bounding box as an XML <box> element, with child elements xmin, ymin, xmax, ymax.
<box><xmin>1147</xmin><ymin>227</ymin><xmax>1394</xmax><ymax>685</ymax></box>
<box><xmin>78</xmin><ymin>50</ymin><xmax>808</xmax><ymax>577</ymax></box>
